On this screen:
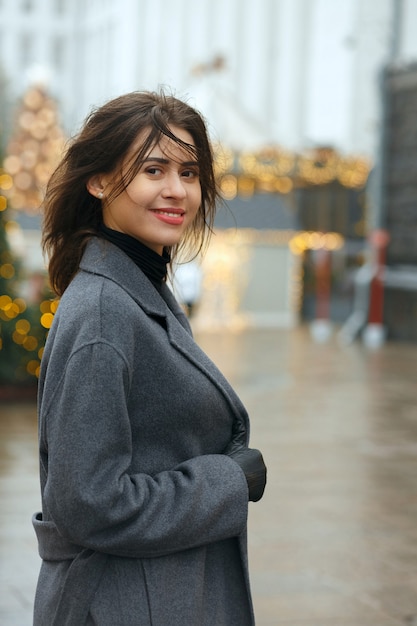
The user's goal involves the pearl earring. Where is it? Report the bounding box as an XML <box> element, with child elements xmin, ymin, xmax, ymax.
<box><xmin>98</xmin><ymin>191</ymin><xmax>103</xmax><ymax>199</ymax></box>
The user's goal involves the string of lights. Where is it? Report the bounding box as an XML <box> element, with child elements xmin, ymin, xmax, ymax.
<box><xmin>214</xmin><ymin>144</ymin><xmax>371</xmax><ymax>200</ymax></box>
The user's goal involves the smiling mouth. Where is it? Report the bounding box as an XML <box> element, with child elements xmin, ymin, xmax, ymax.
<box><xmin>151</xmin><ymin>209</ymin><xmax>186</xmax><ymax>226</ymax></box>
<box><xmin>153</xmin><ymin>209</ymin><xmax>185</xmax><ymax>217</ymax></box>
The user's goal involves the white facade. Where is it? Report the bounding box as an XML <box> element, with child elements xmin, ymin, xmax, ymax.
<box><xmin>1</xmin><ymin>0</ymin><xmax>416</xmax><ymax>327</ymax></box>
<box><xmin>0</xmin><ymin>0</ymin><xmax>416</xmax><ymax>158</ymax></box>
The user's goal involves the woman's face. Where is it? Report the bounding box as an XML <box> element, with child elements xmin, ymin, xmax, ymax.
<box><xmin>98</xmin><ymin>125</ymin><xmax>202</xmax><ymax>254</ymax></box>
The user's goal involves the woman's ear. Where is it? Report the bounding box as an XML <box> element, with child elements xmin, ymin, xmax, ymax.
<box><xmin>87</xmin><ymin>175</ymin><xmax>105</xmax><ymax>199</ymax></box>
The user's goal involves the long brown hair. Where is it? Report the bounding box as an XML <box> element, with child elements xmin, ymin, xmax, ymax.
<box><xmin>42</xmin><ymin>90</ymin><xmax>219</xmax><ymax>296</ymax></box>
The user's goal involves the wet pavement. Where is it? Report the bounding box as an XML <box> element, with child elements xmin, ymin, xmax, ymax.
<box><xmin>1</xmin><ymin>325</ymin><xmax>417</xmax><ymax>625</ymax></box>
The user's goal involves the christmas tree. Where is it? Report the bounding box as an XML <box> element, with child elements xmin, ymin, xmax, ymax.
<box><xmin>3</xmin><ymin>83</ymin><xmax>66</xmax><ymax>212</ymax></box>
<box><xmin>0</xmin><ymin>176</ymin><xmax>58</xmax><ymax>389</ymax></box>
<box><xmin>0</xmin><ymin>83</ymin><xmax>64</xmax><ymax>389</ymax></box>
<box><xmin>0</xmin><ymin>178</ymin><xmax>27</xmax><ymax>385</ymax></box>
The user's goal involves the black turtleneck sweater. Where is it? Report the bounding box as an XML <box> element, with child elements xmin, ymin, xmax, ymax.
<box><xmin>98</xmin><ymin>224</ymin><xmax>170</xmax><ymax>288</ymax></box>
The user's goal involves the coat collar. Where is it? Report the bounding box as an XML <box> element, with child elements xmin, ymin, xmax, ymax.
<box><xmin>79</xmin><ymin>238</ymin><xmax>249</xmax><ymax>430</ymax></box>
<box><xmin>80</xmin><ymin>237</ymin><xmax>174</xmax><ymax>320</ymax></box>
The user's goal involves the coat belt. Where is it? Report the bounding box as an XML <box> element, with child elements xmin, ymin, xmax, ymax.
<box><xmin>33</xmin><ymin>512</ymin><xmax>109</xmax><ymax>625</ymax></box>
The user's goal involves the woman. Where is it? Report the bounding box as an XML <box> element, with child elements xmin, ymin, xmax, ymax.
<box><xmin>33</xmin><ymin>91</ymin><xmax>266</xmax><ymax>625</ymax></box>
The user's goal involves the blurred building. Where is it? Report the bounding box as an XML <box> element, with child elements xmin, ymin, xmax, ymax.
<box><xmin>1</xmin><ymin>0</ymin><xmax>417</xmax><ymax>333</ymax></box>
<box><xmin>377</xmin><ymin>62</ymin><xmax>417</xmax><ymax>341</ymax></box>
<box><xmin>1</xmin><ymin>0</ymin><xmax>416</xmax><ymax>157</ymax></box>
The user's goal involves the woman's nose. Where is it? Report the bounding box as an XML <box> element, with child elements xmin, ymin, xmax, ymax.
<box><xmin>162</xmin><ymin>173</ymin><xmax>187</xmax><ymax>199</ymax></box>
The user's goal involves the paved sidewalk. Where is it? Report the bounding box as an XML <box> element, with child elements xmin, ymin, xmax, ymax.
<box><xmin>1</xmin><ymin>326</ymin><xmax>417</xmax><ymax>625</ymax></box>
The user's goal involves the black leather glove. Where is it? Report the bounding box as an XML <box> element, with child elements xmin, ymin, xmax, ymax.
<box><xmin>223</xmin><ymin>412</ymin><xmax>247</xmax><ymax>456</ymax></box>
<box><xmin>228</xmin><ymin>447</ymin><xmax>267</xmax><ymax>502</ymax></box>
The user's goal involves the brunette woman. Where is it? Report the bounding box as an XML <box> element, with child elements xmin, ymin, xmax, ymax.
<box><xmin>33</xmin><ymin>90</ymin><xmax>266</xmax><ymax>625</ymax></box>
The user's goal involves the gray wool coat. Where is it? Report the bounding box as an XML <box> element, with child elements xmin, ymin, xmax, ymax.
<box><xmin>33</xmin><ymin>237</ymin><xmax>256</xmax><ymax>626</ymax></box>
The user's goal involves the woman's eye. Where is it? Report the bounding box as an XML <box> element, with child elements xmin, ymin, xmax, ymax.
<box><xmin>146</xmin><ymin>167</ymin><xmax>162</xmax><ymax>175</ymax></box>
<box><xmin>182</xmin><ymin>169</ymin><xmax>198</xmax><ymax>179</ymax></box>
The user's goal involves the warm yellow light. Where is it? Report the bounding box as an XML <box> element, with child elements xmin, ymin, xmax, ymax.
<box><xmin>14</xmin><ymin>171</ymin><xmax>33</xmax><ymax>191</ymax></box>
<box><xmin>275</xmin><ymin>177</ymin><xmax>293</xmax><ymax>194</ymax></box>
<box><xmin>40</xmin><ymin>300</ymin><xmax>51</xmax><ymax>313</ymax></box>
<box><xmin>216</xmin><ymin>146</ymin><xmax>371</xmax><ymax>191</ymax></box>
<box><xmin>4</xmin><ymin>221</ymin><xmax>20</xmax><ymax>237</ymax></box>
<box><xmin>220</xmin><ymin>175</ymin><xmax>238</xmax><ymax>200</ymax></box>
<box><xmin>0</xmin><ymin>294</ymin><xmax>12</xmax><ymax>309</ymax></box>
<box><xmin>24</xmin><ymin>88</ymin><xmax>44</xmax><ymax>109</ymax></box>
<box><xmin>15</xmin><ymin>319</ymin><xmax>31</xmax><ymax>334</ymax></box>
<box><xmin>7</xmin><ymin>192</ymin><xmax>25</xmax><ymax>209</ymax></box>
<box><xmin>337</xmin><ymin>156</ymin><xmax>370</xmax><ymax>189</ymax></box>
<box><xmin>23</xmin><ymin>138</ymin><xmax>40</xmax><ymax>154</ymax></box>
<box><xmin>38</xmin><ymin>108</ymin><xmax>55</xmax><ymax>125</ymax></box>
<box><xmin>35</xmin><ymin>162</ymin><xmax>51</xmax><ymax>185</ymax></box>
<box><xmin>325</xmin><ymin>232</ymin><xmax>344</xmax><ymax>250</ymax></box>
<box><xmin>40</xmin><ymin>312</ymin><xmax>54</xmax><ymax>328</ymax></box>
<box><xmin>12</xmin><ymin>331</ymin><xmax>25</xmax><ymax>345</ymax></box>
<box><xmin>40</xmin><ymin>299</ymin><xmax>59</xmax><ymax>314</ymax></box>
<box><xmin>3</xmin><ymin>302</ymin><xmax>20</xmax><ymax>319</ymax></box>
<box><xmin>3</xmin><ymin>155</ymin><xmax>21</xmax><ymax>175</ymax></box>
<box><xmin>0</xmin><ymin>196</ymin><xmax>7</xmax><ymax>211</ymax></box>
<box><xmin>23</xmin><ymin>335</ymin><xmax>38</xmax><ymax>351</ymax></box>
<box><xmin>289</xmin><ymin>231</ymin><xmax>345</xmax><ymax>254</ymax></box>
<box><xmin>239</xmin><ymin>148</ymin><xmax>296</xmax><ymax>181</ymax></box>
<box><xmin>21</xmin><ymin>150</ymin><xmax>37</xmax><ymax>169</ymax></box>
<box><xmin>237</xmin><ymin>176</ymin><xmax>255</xmax><ymax>197</ymax></box>
<box><xmin>308</xmin><ymin>232</ymin><xmax>324</xmax><ymax>249</ymax></box>
<box><xmin>213</xmin><ymin>144</ymin><xmax>234</xmax><ymax>177</ymax></box>
<box><xmin>26</xmin><ymin>359</ymin><xmax>40</xmax><ymax>377</ymax></box>
<box><xmin>14</xmin><ymin>298</ymin><xmax>27</xmax><ymax>312</ymax></box>
<box><xmin>0</xmin><ymin>174</ymin><xmax>13</xmax><ymax>190</ymax></box>
<box><xmin>289</xmin><ymin>235</ymin><xmax>307</xmax><ymax>255</ymax></box>
<box><xmin>19</xmin><ymin>111</ymin><xmax>36</xmax><ymax>130</ymax></box>
<box><xmin>0</xmin><ymin>263</ymin><xmax>15</xmax><ymax>279</ymax></box>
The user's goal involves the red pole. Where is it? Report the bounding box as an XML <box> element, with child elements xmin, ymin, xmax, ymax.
<box><xmin>367</xmin><ymin>230</ymin><xmax>390</xmax><ymax>325</ymax></box>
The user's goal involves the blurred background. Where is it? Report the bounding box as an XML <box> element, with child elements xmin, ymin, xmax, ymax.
<box><xmin>2</xmin><ymin>3</ymin><xmax>417</xmax><ymax>625</ymax></box>
<box><xmin>0</xmin><ymin>0</ymin><xmax>416</xmax><ymax>387</ymax></box>
<box><xmin>1</xmin><ymin>0</ymin><xmax>417</xmax><ymax>391</ymax></box>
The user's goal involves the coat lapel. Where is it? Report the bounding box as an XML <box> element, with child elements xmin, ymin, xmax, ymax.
<box><xmin>79</xmin><ymin>239</ymin><xmax>250</xmax><ymax>430</ymax></box>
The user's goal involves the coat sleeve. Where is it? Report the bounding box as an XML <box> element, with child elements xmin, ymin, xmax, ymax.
<box><xmin>41</xmin><ymin>341</ymin><xmax>249</xmax><ymax>559</ymax></box>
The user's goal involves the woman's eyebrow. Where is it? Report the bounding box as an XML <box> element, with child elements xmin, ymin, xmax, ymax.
<box><xmin>143</xmin><ymin>157</ymin><xmax>199</xmax><ymax>167</ymax></box>
<box><xmin>143</xmin><ymin>157</ymin><xmax>169</xmax><ymax>164</ymax></box>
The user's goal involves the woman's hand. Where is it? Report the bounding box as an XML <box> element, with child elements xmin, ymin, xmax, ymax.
<box><xmin>227</xmin><ymin>447</ymin><xmax>267</xmax><ymax>502</ymax></box>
